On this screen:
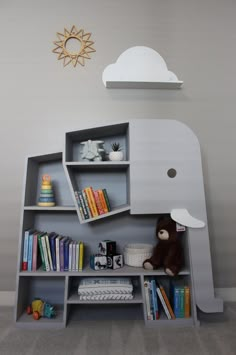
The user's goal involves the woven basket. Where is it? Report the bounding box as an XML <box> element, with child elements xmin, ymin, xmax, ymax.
<box><xmin>123</xmin><ymin>243</ymin><xmax>153</xmax><ymax>267</ymax></box>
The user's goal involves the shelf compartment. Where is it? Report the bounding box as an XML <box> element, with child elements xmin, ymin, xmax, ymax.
<box><xmin>24</xmin><ymin>152</ymin><xmax>74</xmax><ymax>207</ymax></box>
<box><xmin>67</xmin><ymin>290</ymin><xmax>143</xmax><ymax>304</ymax></box>
<box><xmin>65</xmin><ymin>122</ymin><xmax>129</xmax><ymax>162</ymax></box>
<box><xmin>15</xmin><ymin>276</ymin><xmax>66</xmax><ymax>327</ymax></box>
<box><xmin>67</xmin><ymin>275</ymin><xmax>142</xmax><ymax>304</ymax></box>
<box><xmin>66</xmin><ymin>303</ymin><xmax>143</xmax><ymax>322</ymax></box>
<box><xmin>66</xmin><ymin>164</ymin><xmax>130</xmax><ymax>223</ymax></box>
<box><xmin>143</xmin><ymin>275</ymin><xmax>193</xmax><ymax>324</ymax></box>
<box><xmin>16</xmin><ymin>307</ymin><xmax>65</xmax><ymax>329</ymax></box>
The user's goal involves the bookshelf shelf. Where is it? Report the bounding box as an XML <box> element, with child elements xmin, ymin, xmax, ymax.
<box><xmin>65</xmin><ymin>161</ymin><xmax>130</xmax><ymax>168</ymax></box>
<box><xmin>15</xmin><ymin>119</ymin><xmax>223</xmax><ymax>328</ymax></box>
<box><xmin>67</xmin><ymin>291</ymin><xmax>143</xmax><ymax>304</ymax></box>
<box><xmin>24</xmin><ymin>206</ymin><xmax>77</xmax><ymax>211</ymax></box>
<box><xmin>19</xmin><ymin>264</ymin><xmax>190</xmax><ymax>277</ymax></box>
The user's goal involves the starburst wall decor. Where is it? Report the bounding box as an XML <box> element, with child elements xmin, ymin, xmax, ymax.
<box><xmin>52</xmin><ymin>25</ymin><xmax>96</xmax><ymax>68</ymax></box>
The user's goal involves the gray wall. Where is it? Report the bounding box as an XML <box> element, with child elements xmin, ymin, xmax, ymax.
<box><xmin>0</xmin><ymin>0</ymin><xmax>235</xmax><ymax>291</ymax></box>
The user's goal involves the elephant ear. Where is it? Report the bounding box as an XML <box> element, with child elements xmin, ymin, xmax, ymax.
<box><xmin>171</xmin><ymin>209</ymin><xmax>205</xmax><ymax>228</ymax></box>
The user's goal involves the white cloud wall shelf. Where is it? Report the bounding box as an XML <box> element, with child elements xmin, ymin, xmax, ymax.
<box><xmin>102</xmin><ymin>46</ymin><xmax>183</xmax><ymax>89</ymax></box>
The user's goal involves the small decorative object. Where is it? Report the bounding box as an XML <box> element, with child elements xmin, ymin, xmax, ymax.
<box><xmin>109</xmin><ymin>142</ymin><xmax>124</xmax><ymax>161</ymax></box>
<box><xmin>26</xmin><ymin>299</ymin><xmax>56</xmax><ymax>320</ymax></box>
<box><xmin>124</xmin><ymin>243</ymin><xmax>153</xmax><ymax>267</ymax></box>
<box><xmin>37</xmin><ymin>174</ymin><xmax>55</xmax><ymax>207</ymax></box>
<box><xmin>143</xmin><ymin>215</ymin><xmax>184</xmax><ymax>276</ymax></box>
<box><xmin>107</xmin><ymin>254</ymin><xmax>123</xmax><ymax>269</ymax></box>
<box><xmin>80</xmin><ymin>140</ymin><xmax>105</xmax><ymax>161</ymax></box>
<box><xmin>98</xmin><ymin>240</ymin><xmax>116</xmax><ymax>256</ymax></box>
<box><xmin>90</xmin><ymin>254</ymin><xmax>107</xmax><ymax>270</ymax></box>
<box><xmin>52</xmin><ymin>25</ymin><xmax>96</xmax><ymax>68</ymax></box>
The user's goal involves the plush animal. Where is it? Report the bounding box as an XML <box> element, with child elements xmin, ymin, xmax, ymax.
<box><xmin>143</xmin><ymin>215</ymin><xmax>184</xmax><ymax>276</ymax></box>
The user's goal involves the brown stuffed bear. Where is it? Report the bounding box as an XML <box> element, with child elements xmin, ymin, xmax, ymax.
<box><xmin>143</xmin><ymin>215</ymin><xmax>184</xmax><ymax>276</ymax></box>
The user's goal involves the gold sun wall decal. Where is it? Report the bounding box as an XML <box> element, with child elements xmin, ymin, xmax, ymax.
<box><xmin>52</xmin><ymin>25</ymin><xmax>96</xmax><ymax>67</ymax></box>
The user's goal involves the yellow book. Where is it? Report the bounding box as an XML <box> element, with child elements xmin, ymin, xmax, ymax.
<box><xmin>84</xmin><ymin>187</ymin><xmax>98</xmax><ymax>217</ymax></box>
<box><xmin>79</xmin><ymin>242</ymin><xmax>84</xmax><ymax>271</ymax></box>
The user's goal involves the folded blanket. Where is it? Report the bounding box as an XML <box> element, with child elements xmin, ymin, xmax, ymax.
<box><xmin>78</xmin><ymin>277</ymin><xmax>133</xmax><ymax>295</ymax></box>
<box><xmin>78</xmin><ymin>294</ymin><xmax>134</xmax><ymax>301</ymax></box>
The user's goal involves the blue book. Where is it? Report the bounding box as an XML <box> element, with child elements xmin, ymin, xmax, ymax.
<box><xmin>64</xmin><ymin>239</ymin><xmax>71</xmax><ymax>271</ymax></box>
<box><xmin>151</xmin><ymin>279</ymin><xmax>159</xmax><ymax>320</ymax></box>
<box><xmin>22</xmin><ymin>229</ymin><xmax>34</xmax><ymax>271</ymax></box>
<box><xmin>27</xmin><ymin>232</ymin><xmax>34</xmax><ymax>271</ymax></box>
<box><xmin>48</xmin><ymin>232</ymin><xmax>57</xmax><ymax>271</ymax></box>
<box><xmin>60</xmin><ymin>237</ymin><xmax>68</xmax><ymax>271</ymax></box>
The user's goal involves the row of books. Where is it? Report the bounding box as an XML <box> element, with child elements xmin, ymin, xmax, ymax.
<box><xmin>22</xmin><ymin>229</ymin><xmax>84</xmax><ymax>272</ymax></box>
<box><xmin>74</xmin><ymin>187</ymin><xmax>111</xmax><ymax>220</ymax></box>
<box><xmin>144</xmin><ymin>279</ymin><xmax>190</xmax><ymax>320</ymax></box>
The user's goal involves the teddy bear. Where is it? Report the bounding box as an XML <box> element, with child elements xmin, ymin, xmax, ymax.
<box><xmin>143</xmin><ymin>215</ymin><xmax>184</xmax><ymax>276</ymax></box>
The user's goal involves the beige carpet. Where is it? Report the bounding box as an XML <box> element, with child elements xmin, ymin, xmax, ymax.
<box><xmin>0</xmin><ymin>303</ymin><xmax>236</xmax><ymax>355</ymax></box>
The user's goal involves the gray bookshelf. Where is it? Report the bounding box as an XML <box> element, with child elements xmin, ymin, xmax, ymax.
<box><xmin>15</xmin><ymin>119</ymin><xmax>223</xmax><ymax>328</ymax></box>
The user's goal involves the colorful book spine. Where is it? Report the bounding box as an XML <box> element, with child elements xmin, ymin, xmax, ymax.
<box><xmin>49</xmin><ymin>233</ymin><xmax>57</xmax><ymax>271</ymax></box>
<box><xmin>82</xmin><ymin>190</ymin><xmax>92</xmax><ymax>218</ymax></box>
<box><xmin>79</xmin><ymin>242</ymin><xmax>84</xmax><ymax>271</ymax></box>
<box><xmin>75</xmin><ymin>242</ymin><xmax>79</xmax><ymax>271</ymax></box>
<box><xmin>22</xmin><ymin>229</ymin><xmax>33</xmax><ymax>270</ymax></box>
<box><xmin>78</xmin><ymin>191</ymin><xmax>90</xmax><ymax>219</ymax></box>
<box><xmin>151</xmin><ymin>279</ymin><xmax>159</xmax><ymax>320</ymax></box>
<box><xmin>27</xmin><ymin>232</ymin><xmax>34</xmax><ymax>271</ymax></box>
<box><xmin>144</xmin><ymin>280</ymin><xmax>152</xmax><ymax>320</ymax></box>
<box><xmin>97</xmin><ymin>189</ymin><xmax>109</xmax><ymax>213</ymax></box>
<box><xmin>41</xmin><ymin>235</ymin><xmax>50</xmax><ymax>272</ymax></box>
<box><xmin>45</xmin><ymin>234</ymin><xmax>53</xmax><ymax>271</ymax></box>
<box><xmin>37</xmin><ymin>233</ymin><xmax>46</xmax><ymax>271</ymax></box>
<box><xmin>171</xmin><ymin>285</ymin><xmax>184</xmax><ymax>318</ymax></box>
<box><xmin>60</xmin><ymin>237</ymin><xmax>68</xmax><ymax>271</ymax></box>
<box><xmin>148</xmin><ymin>280</ymin><xmax>154</xmax><ymax>320</ymax></box>
<box><xmin>56</xmin><ymin>236</ymin><xmax>61</xmax><ymax>272</ymax></box>
<box><xmin>179</xmin><ymin>287</ymin><xmax>185</xmax><ymax>318</ymax></box>
<box><xmin>32</xmin><ymin>232</ymin><xmax>38</xmax><ymax>271</ymax></box>
<box><xmin>159</xmin><ymin>285</ymin><xmax>175</xmax><ymax>319</ymax></box>
<box><xmin>84</xmin><ymin>187</ymin><xmax>99</xmax><ymax>217</ymax></box>
<box><xmin>102</xmin><ymin>189</ymin><xmax>111</xmax><ymax>211</ymax></box>
<box><xmin>69</xmin><ymin>241</ymin><xmax>73</xmax><ymax>271</ymax></box>
<box><xmin>93</xmin><ymin>190</ymin><xmax>105</xmax><ymax>215</ymax></box>
<box><xmin>74</xmin><ymin>191</ymin><xmax>85</xmax><ymax>220</ymax></box>
<box><xmin>72</xmin><ymin>241</ymin><xmax>76</xmax><ymax>271</ymax></box>
<box><xmin>64</xmin><ymin>239</ymin><xmax>70</xmax><ymax>271</ymax></box>
<box><xmin>156</xmin><ymin>284</ymin><xmax>171</xmax><ymax>320</ymax></box>
<box><xmin>184</xmin><ymin>286</ymin><xmax>191</xmax><ymax>318</ymax></box>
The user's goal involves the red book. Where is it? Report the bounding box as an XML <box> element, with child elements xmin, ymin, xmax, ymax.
<box><xmin>93</xmin><ymin>190</ymin><xmax>105</xmax><ymax>215</ymax></box>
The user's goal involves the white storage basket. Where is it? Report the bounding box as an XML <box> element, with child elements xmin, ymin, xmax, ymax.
<box><xmin>123</xmin><ymin>243</ymin><xmax>153</xmax><ymax>267</ymax></box>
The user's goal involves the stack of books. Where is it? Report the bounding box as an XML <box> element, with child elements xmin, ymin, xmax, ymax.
<box><xmin>144</xmin><ymin>278</ymin><xmax>190</xmax><ymax>320</ymax></box>
<box><xmin>21</xmin><ymin>229</ymin><xmax>84</xmax><ymax>272</ymax></box>
<box><xmin>74</xmin><ymin>187</ymin><xmax>111</xmax><ymax>220</ymax></box>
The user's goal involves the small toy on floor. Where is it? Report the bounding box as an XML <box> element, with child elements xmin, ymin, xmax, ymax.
<box><xmin>26</xmin><ymin>299</ymin><xmax>56</xmax><ymax>320</ymax></box>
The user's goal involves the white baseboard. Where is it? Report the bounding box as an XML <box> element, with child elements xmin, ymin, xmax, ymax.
<box><xmin>0</xmin><ymin>292</ymin><xmax>15</xmax><ymax>306</ymax></box>
<box><xmin>215</xmin><ymin>287</ymin><xmax>236</xmax><ymax>302</ymax></box>
<box><xmin>0</xmin><ymin>288</ymin><xmax>235</xmax><ymax>306</ymax></box>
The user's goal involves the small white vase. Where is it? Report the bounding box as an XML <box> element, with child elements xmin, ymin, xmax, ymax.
<box><xmin>109</xmin><ymin>151</ymin><xmax>124</xmax><ymax>161</ymax></box>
